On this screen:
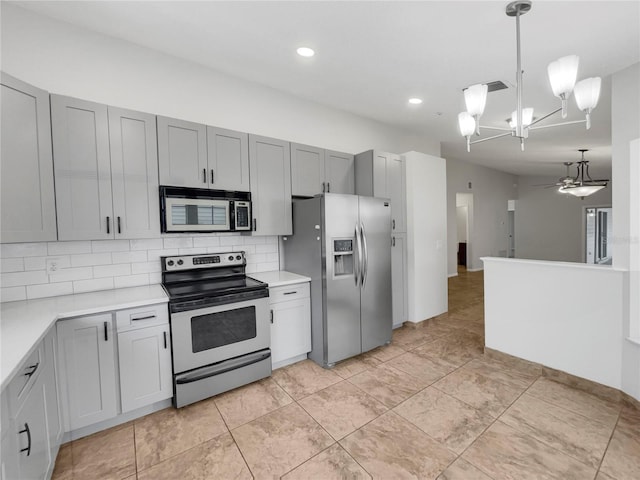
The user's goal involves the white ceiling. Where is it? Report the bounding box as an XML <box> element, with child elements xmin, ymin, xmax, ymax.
<box><xmin>13</xmin><ymin>1</ymin><xmax>640</xmax><ymax>177</ymax></box>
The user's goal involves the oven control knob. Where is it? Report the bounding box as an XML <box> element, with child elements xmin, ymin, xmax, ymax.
<box><xmin>228</xmin><ymin>255</ymin><xmax>234</xmax><ymax>261</ymax></box>
<box><xmin>177</xmin><ymin>259</ymin><xmax>184</xmax><ymax>265</ymax></box>
<box><xmin>236</xmin><ymin>255</ymin><xmax>241</xmax><ymax>260</ymax></box>
<box><xmin>167</xmin><ymin>260</ymin><xmax>174</xmax><ymax>266</ymax></box>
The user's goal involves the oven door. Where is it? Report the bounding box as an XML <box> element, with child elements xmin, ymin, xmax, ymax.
<box><xmin>164</xmin><ymin>197</ymin><xmax>231</xmax><ymax>232</ymax></box>
<box><xmin>170</xmin><ymin>296</ymin><xmax>270</xmax><ymax>374</ymax></box>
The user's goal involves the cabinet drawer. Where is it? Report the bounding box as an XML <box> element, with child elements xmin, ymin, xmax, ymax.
<box><xmin>269</xmin><ymin>282</ymin><xmax>310</xmax><ymax>304</ymax></box>
<box><xmin>116</xmin><ymin>303</ymin><xmax>169</xmax><ymax>332</ymax></box>
<box><xmin>7</xmin><ymin>344</ymin><xmax>44</xmax><ymax>410</ymax></box>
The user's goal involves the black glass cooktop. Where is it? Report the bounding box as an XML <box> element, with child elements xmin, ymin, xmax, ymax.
<box><xmin>163</xmin><ymin>276</ymin><xmax>266</xmax><ymax>301</ymax></box>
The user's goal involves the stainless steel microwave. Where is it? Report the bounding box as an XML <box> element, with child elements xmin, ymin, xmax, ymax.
<box><xmin>160</xmin><ymin>186</ymin><xmax>252</xmax><ymax>233</ymax></box>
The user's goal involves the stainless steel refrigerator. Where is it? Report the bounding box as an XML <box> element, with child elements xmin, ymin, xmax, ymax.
<box><xmin>283</xmin><ymin>193</ymin><xmax>392</xmax><ymax>367</ymax></box>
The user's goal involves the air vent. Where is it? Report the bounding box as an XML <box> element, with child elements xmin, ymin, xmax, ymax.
<box><xmin>462</xmin><ymin>81</ymin><xmax>510</xmax><ymax>93</ymax></box>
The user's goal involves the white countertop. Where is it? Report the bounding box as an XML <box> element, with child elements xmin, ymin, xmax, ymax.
<box><xmin>249</xmin><ymin>270</ymin><xmax>311</xmax><ymax>287</ymax></box>
<box><xmin>1</xmin><ymin>284</ymin><xmax>168</xmax><ymax>391</ymax></box>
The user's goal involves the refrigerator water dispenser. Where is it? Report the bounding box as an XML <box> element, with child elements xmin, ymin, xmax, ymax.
<box><xmin>333</xmin><ymin>239</ymin><xmax>354</xmax><ymax>277</ymax></box>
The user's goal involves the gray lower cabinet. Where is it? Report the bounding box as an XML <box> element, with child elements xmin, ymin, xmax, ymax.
<box><xmin>51</xmin><ymin>96</ymin><xmax>160</xmax><ymax>240</ymax></box>
<box><xmin>56</xmin><ymin>314</ymin><xmax>118</xmax><ymax>431</ymax></box>
<box><xmin>249</xmin><ymin>134</ymin><xmax>292</xmax><ymax>235</ymax></box>
<box><xmin>1</xmin><ymin>328</ymin><xmax>62</xmax><ymax>480</ymax></box>
<box><xmin>391</xmin><ymin>233</ymin><xmax>408</xmax><ymax>327</ymax></box>
<box><xmin>269</xmin><ymin>283</ymin><xmax>311</xmax><ymax>368</ymax></box>
<box><xmin>157</xmin><ymin>117</ymin><xmax>250</xmax><ymax>191</ymax></box>
<box><xmin>0</xmin><ymin>73</ymin><xmax>57</xmax><ymax>243</ymax></box>
<box><xmin>355</xmin><ymin>150</ymin><xmax>406</xmax><ymax>233</ymax></box>
<box><xmin>290</xmin><ymin>143</ymin><xmax>355</xmax><ymax>196</ymax></box>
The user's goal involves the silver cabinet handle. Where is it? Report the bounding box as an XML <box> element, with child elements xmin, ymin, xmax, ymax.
<box><xmin>203</xmin><ymin>168</ymin><xmax>207</xmax><ymax>183</ymax></box>
<box><xmin>211</xmin><ymin>169</ymin><xmax>215</xmax><ymax>184</ymax></box>
<box><xmin>283</xmin><ymin>291</ymin><xmax>297</xmax><ymax>295</ymax></box>
<box><xmin>322</xmin><ymin>182</ymin><xmax>325</xmax><ymax>193</ymax></box>
<box><xmin>19</xmin><ymin>423</ymin><xmax>31</xmax><ymax>456</ymax></box>
<box><xmin>354</xmin><ymin>223</ymin><xmax>361</xmax><ymax>287</ymax></box>
<box><xmin>163</xmin><ymin>331</ymin><xmax>168</xmax><ymax>349</ymax></box>
<box><xmin>361</xmin><ymin>222</ymin><xmax>368</xmax><ymax>288</ymax></box>
<box><xmin>392</xmin><ymin>236</ymin><xmax>396</xmax><ymax>247</ymax></box>
<box><xmin>392</xmin><ymin>219</ymin><xmax>396</xmax><ymax>230</ymax></box>
<box><xmin>106</xmin><ymin>216</ymin><xmax>110</xmax><ymax>234</ymax></box>
<box><xmin>104</xmin><ymin>321</ymin><xmax>108</xmax><ymax>342</ymax></box>
<box><xmin>270</xmin><ymin>309</ymin><xmax>274</xmax><ymax>324</ymax></box>
<box><xmin>117</xmin><ymin>216</ymin><xmax>122</xmax><ymax>234</ymax></box>
<box><xmin>253</xmin><ymin>218</ymin><xmax>257</xmax><ymax>231</ymax></box>
<box><xmin>327</xmin><ymin>182</ymin><xmax>330</xmax><ymax>192</ymax></box>
<box><xmin>24</xmin><ymin>363</ymin><xmax>39</xmax><ymax>378</ymax></box>
<box><xmin>131</xmin><ymin>315</ymin><xmax>156</xmax><ymax>321</ymax></box>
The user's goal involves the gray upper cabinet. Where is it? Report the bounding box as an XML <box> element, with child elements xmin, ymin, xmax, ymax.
<box><xmin>291</xmin><ymin>144</ymin><xmax>354</xmax><ymax>196</ymax></box>
<box><xmin>52</xmin><ymin>95</ymin><xmax>160</xmax><ymax>240</ymax></box>
<box><xmin>0</xmin><ymin>73</ymin><xmax>57</xmax><ymax>243</ymax></box>
<box><xmin>108</xmin><ymin>107</ymin><xmax>160</xmax><ymax>239</ymax></box>
<box><xmin>157</xmin><ymin>116</ymin><xmax>208</xmax><ymax>188</ymax></box>
<box><xmin>51</xmin><ymin>95</ymin><xmax>113</xmax><ymax>241</ymax></box>
<box><xmin>355</xmin><ymin>150</ymin><xmax>406</xmax><ymax>232</ymax></box>
<box><xmin>207</xmin><ymin>126</ymin><xmax>250</xmax><ymax>191</ymax></box>
<box><xmin>249</xmin><ymin>134</ymin><xmax>292</xmax><ymax>235</ymax></box>
<box><xmin>324</xmin><ymin>150</ymin><xmax>355</xmax><ymax>194</ymax></box>
<box><xmin>291</xmin><ymin>143</ymin><xmax>324</xmax><ymax>196</ymax></box>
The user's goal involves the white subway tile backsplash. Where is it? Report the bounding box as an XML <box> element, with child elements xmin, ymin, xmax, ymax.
<box><xmin>71</xmin><ymin>253</ymin><xmax>112</xmax><ymax>267</ymax></box>
<box><xmin>163</xmin><ymin>237</ymin><xmax>193</xmax><ymax>249</ymax></box>
<box><xmin>91</xmin><ymin>240</ymin><xmax>130</xmax><ymax>253</ymax></box>
<box><xmin>1</xmin><ymin>270</ymin><xmax>48</xmax><ymax>287</ymax></box>
<box><xmin>114</xmin><ymin>274</ymin><xmax>149</xmax><ymax>289</ymax></box>
<box><xmin>192</xmin><ymin>236</ymin><xmax>221</xmax><ymax>248</ymax></box>
<box><xmin>73</xmin><ymin>277</ymin><xmax>114</xmax><ymax>294</ymax></box>
<box><xmin>1</xmin><ymin>242</ymin><xmax>48</xmax><ymax>258</ymax></box>
<box><xmin>1</xmin><ymin>286</ymin><xmax>27</xmax><ymax>302</ymax></box>
<box><xmin>48</xmin><ymin>241</ymin><xmax>91</xmax><ymax>255</ymax></box>
<box><xmin>130</xmin><ymin>238</ymin><xmax>163</xmax><ymax>251</ymax></box>
<box><xmin>27</xmin><ymin>282</ymin><xmax>73</xmax><ymax>300</ymax></box>
<box><xmin>131</xmin><ymin>262</ymin><xmax>161</xmax><ymax>274</ymax></box>
<box><xmin>1</xmin><ymin>235</ymin><xmax>281</xmax><ymax>301</ymax></box>
<box><xmin>111</xmin><ymin>251</ymin><xmax>147</xmax><ymax>264</ymax></box>
<box><xmin>48</xmin><ymin>267</ymin><xmax>93</xmax><ymax>283</ymax></box>
<box><xmin>0</xmin><ymin>258</ymin><xmax>24</xmax><ymax>273</ymax></box>
<box><xmin>93</xmin><ymin>264</ymin><xmax>131</xmax><ymax>278</ymax></box>
<box><xmin>24</xmin><ymin>256</ymin><xmax>47</xmax><ymax>271</ymax></box>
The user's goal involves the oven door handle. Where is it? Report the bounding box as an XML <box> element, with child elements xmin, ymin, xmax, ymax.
<box><xmin>175</xmin><ymin>349</ymin><xmax>271</xmax><ymax>384</ymax></box>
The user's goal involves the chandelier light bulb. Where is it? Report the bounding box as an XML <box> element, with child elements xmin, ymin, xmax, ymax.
<box><xmin>509</xmin><ymin>107</ymin><xmax>534</xmax><ymax>129</ymax></box>
<box><xmin>574</xmin><ymin>77</ymin><xmax>602</xmax><ymax>129</ymax></box>
<box><xmin>464</xmin><ymin>84</ymin><xmax>488</xmax><ymax>118</ymax></box>
<box><xmin>547</xmin><ymin>55</ymin><xmax>579</xmax><ymax>118</ymax></box>
<box><xmin>458</xmin><ymin>112</ymin><xmax>476</xmax><ymax>152</ymax></box>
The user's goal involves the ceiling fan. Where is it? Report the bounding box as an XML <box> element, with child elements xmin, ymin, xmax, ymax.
<box><xmin>535</xmin><ymin>149</ymin><xmax>609</xmax><ymax>197</ymax></box>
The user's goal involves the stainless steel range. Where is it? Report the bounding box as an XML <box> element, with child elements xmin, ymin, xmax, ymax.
<box><xmin>161</xmin><ymin>252</ymin><xmax>271</xmax><ymax>408</ymax></box>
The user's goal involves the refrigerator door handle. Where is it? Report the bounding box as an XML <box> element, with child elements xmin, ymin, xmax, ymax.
<box><xmin>361</xmin><ymin>222</ymin><xmax>369</xmax><ymax>288</ymax></box>
<box><xmin>354</xmin><ymin>223</ymin><xmax>361</xmax><ymax>286</ymax></box>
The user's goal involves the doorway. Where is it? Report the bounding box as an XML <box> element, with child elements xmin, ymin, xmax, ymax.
<box><xmin>585</xmin><ymin>206</ymin><xmax>613</xmax><ymax>264</ymax></box>
<box><xmin>456</xmin><ymin>193</ymin><xmax>473</xmax><ymax>271</ymax></box>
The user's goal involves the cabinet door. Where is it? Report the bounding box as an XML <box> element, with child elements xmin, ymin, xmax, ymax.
<box><xmin>391</xmin><ymin>233</ymin><xmax>408</xmax><ymax>327</ymax></box>
<box><xmin>157</xmin><ymin>116</ymin><xmax>208</xmax><ymax>188</ymax></box>
<box><xmin>270</xmin><ymin>297</ymin><xmax>311</xmax><ymax>364</ymax></box>
<box><xmin>372</xmin><ymin>151</ymin><xmax>390</xmax><ymax>198</ymax></box>
<box><xmin>207</xmin><ymin>126</ymin><xmax>250</xmax><ymax>191</ymax></box>
<box><xmin>57</xmin><ymin>314</ymin><xmax>118</xmax><ymax>431</ymax></box>
<box><xmin>387</xmin><ymin>155</ymin><xmax>406</xmax><ymax>232</ymax></box>
<box><xmin>249</xmin><ymin>135</ymin><xmax>292</xmax><ymax>235</ymax></box>
<box><xmin>14</xmin><ymin>381</ymin><xmax>51</xmax><ymax>480</ymax></box>
<box><xmin>109</xmin><ymin>107</ymin><xmax>160</xmax><ymax>239</ymax></box>
<box><xmin>291</xmin><ymin>143</ymin><xmax>324</xmax><ymax>197</ymax></box>
<box><xmin>51</xmin><ymin>95</ymin><xmax>113</xmax><ymax>240</ymax></box>
<box><xmin>43</xmin><ymin>328</ymin><xmax>62</xmax><ymax>462</ymax></box>
<box><xmin>0</xmin><ymin>73</ymin><xmax>57</xmax><ymax>243</ymax></box>
<box><xmin>118</xmin><ymin>325</ymin><xmax>172</xmax><ymax>413</ymax></box>
<box><xmin>324</xmin><ymin>150</ymin><xmax>354</xmax><ymax>194</ymax></box>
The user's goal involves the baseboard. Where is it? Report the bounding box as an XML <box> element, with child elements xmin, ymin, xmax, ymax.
<box><xmin>448</xmin><ymin>273</ymin><xmax>458</xmax><ymax>278</ymax></box>
<box><xmin>272</xmin><ymin>353</ymin><xmax>308</xmax><ymax>370</ymax></box>
<box><xmin>467</xmin><ymin>267</ymin><xmax>484</xmax><ymax>272</ymax></box>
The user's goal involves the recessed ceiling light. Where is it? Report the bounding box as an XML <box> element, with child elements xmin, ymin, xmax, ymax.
<box><xmin>296</xmin><ymin>47</ymin><xmax>315</xmax><ymax>57</ymax></box>
<box><xmin>408</xmin><ymin>98</ymin><xmax>423</xmax><ymax>105</ymax></box>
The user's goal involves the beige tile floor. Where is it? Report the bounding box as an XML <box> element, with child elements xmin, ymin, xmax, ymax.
<box><xmin>53</xmin><ymin>269</ymin><xmax>640</xmax><ymax>479</ymax></box>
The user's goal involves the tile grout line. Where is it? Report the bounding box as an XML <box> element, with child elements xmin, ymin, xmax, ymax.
<box><xmin>593</xmin><ymin>408</ymin><xmax>623</xmax><ymax>479</ymax></box>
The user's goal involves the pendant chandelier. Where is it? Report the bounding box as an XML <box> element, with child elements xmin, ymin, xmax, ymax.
<box><xmin>458</xmin><ymin>0</ymin><xmax>602</xmax><ymax>152</ymax></box>
<box><xmin>559</xmin><ymin>149</ymin><xmax>608</xmax><ymax>198</ymax></box>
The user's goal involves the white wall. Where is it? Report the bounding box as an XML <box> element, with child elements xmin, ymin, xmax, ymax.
<box><xmin>483</xmin><ymin>258</ymin><xmax>623</xmax><ymax>390</ymax></box>
<box><xmin>0</xmin><ymin>4</ymin><xmax>440</xmax><ymax>157</ymax></box>
<box><xmin>403</xmin><ymin>151</ymin><xmax>448</xmax><ymax>323</ymax></box>
<box><xmin>515</xmin><ymin>176</ymin><xmax>612</xmax><ymax>263</ymax></box>
<box><xmin>446</xmin><ymin>159</ymin><xmax>517</xmax><ymax>275</ymax></box>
